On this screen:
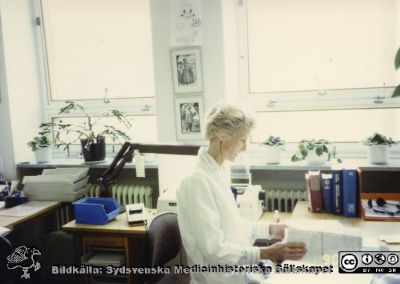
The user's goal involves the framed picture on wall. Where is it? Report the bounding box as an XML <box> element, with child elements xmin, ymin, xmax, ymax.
<box><xmin>175</xmin><ymin>96</ymin><xmax>204</xmax><ymax>141</ymax></box>
<box><xmin>170</xmin><ymin>47</ymin><xmax>203</xmax><ymax>94</ymax></box>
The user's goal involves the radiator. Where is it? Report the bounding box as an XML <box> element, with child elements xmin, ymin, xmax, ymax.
<box><xmin>86</xmin><ymin>183</ymin><xmax>153</xmax><ymax>209</ymax></box>
<box><xmin>264</xmin><ymin>188</ymin><xmax>307</xmax><ymax>212</ymax></box>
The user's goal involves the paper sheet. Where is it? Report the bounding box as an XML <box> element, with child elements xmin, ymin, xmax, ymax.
<box><xmin>0</xmin><ymin>205</ymin><xmax>38</xmax><ymax>217</ymax></box>
<box><xmin>285</xmin><ymin>220</ymin><xmax>362</xmax><ymax>265</ymax></box>
<box><xmin>0</xmin><ymin>202</ymin><xmax>50</xmax><ymax>217</ymax></box>
<box><xmin>378</xmin><ymin>234</ymin><xmax>400</xmax><ymax>244</ymax></box>
<box><xmin>263</xmin><ymin>266</ymin><xmax>373</xmax><ymax>284</ymax></box>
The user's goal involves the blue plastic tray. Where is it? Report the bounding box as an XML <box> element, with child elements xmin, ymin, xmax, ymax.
<box><xmin>73</xmin><ymin>197</ymin><xmax>120</xmax><ymax>225</ymax></box>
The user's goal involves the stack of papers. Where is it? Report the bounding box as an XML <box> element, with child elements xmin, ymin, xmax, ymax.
<box><xmin>22</xmin><ymin>168</ymin><xmax>90</xmax><ymax>202</ymax></box>
<box><xmin>87</xmin><ymin>252</ymin><xmax>125</xmax><ymax>266</ymax></box>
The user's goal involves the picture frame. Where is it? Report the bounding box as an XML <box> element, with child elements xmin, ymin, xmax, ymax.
<box><xmin>170</xmin><ymin>47</ymin><xmax>203</xmax><ymax>94</ymax></box>
<box><xmin>174</xmin><ymin>96</ymin><xmax>204</xmax><ymax>141</ymax></box>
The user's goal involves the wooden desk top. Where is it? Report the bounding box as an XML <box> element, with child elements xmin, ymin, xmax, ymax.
<box><xmin>0</xmin><ymin>201</ymin><xmax>60</xmax><ymax>228</ymax></box>
<box><xmin>63</xmin><ymin>201</ymin><xmax>400</xmax><ymax>246</ymax></box>
<box><xmin>62</xmin><ymin>209</ymin><xmax>158</xmax><ymax>235</ymax></box>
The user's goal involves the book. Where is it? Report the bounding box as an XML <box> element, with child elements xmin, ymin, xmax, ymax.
<box><xmin>285</xmin><ymin>220</ymin><xmax>362</xmax><ymax>265</ymax></box>
<box><xmin>331</xmin><ymin>170</ymin><xmax>343</xmax><ymax>215</ymax></box>
<box><xmin>320</xmin><ymin>172</ymin><xmax>333</xmax><ymax>213</ymax></box>
<box><xmin>305</xmin><ymin>171</ymin><xmax>323</xmax><ymax>213</ymax></box>
<box><xmin>342</xmin><ymin>169</ymin><xmax>358</xmax><ymax>217</ymax></box>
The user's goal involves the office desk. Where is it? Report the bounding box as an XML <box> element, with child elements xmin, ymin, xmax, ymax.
<box><xmin>292</xmin><ymin>201</ymin><xmax>400</xmax><ymax>249</ymax></box>
<box><xmin>63</xmin><ymin>202</ymin><xmax>399</xmax><ymax>284</ymax></box>
<box><xmin>262</xmin><ymin>201</ymin><xmax>400</xmax><ymax>284</ymax></box>
<box><xmin>0</xmin><ymin>201</ymin><xmax>60</xmax><ymax>229</ymax></box>
<box><xmin>63</xmin><ymin>209</ymin><xmax>157</xmax><ymax>284</ymax></box>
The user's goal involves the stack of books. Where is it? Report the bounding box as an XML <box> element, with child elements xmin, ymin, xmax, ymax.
<box><xmin>305</xmin><ymin>169</ymin><xmax>358</xmax><ymax>217</ymax></box>
<box><xmin>22</xmin><ymin>168</ymin><xmax>90</xmax><ymax>202</ymax></box>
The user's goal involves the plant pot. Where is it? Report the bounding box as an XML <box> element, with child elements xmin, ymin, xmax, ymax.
<box><xmin>367</xmin><ymin>145</ymin><xmax>388</xmax><ymax>164</ymax></box>
<box><xmin>34</xmin><ymin>147</ymin><xmax>51</xmax><ymax>163</ymax></box>
<box><xmin>265</xmin><ymin>146</ymin><xmax>281</xmax><ymax>164</ymax></box>
<box><xmin>306</xmin><ymin>151</ymin><xmax>328</xmax><ymax>165</ymax></box>
<box><xmin>81</xmin><ymin>137</ymin><xmax>106</xmax><ymax>162</ymax></box>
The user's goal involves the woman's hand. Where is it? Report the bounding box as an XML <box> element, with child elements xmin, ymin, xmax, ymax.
<box><xmin>260</xmin><ymin>242</ymin><xmax>307</xmax><ymax>262</ymax></box>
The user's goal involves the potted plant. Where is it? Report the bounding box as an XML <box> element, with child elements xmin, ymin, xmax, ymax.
<box><xmin>262</xmin><ymin>136</ymin><xmax>285</xmax><ymax>164</ymax></box>
<box><xmin>39</xmin><ymin>101</ymin><xmax>132</xmax><ymax>162</ymax></box>
<box><xmin>362</xmin><ymin>133</ymin><xmax>398</xmax><ymax>164</ymax></box>
<box><xmin>27</xmin><ymin>135</ymin><xmax>52</xmax><ymax>163</ymax></box>
<box><xmin>291</xmin><ymin>139</ymin><xmax>342</xmax><ymax>165</ymax></box>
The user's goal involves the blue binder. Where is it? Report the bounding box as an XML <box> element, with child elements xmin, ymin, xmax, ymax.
<box><xmin>342</xmin><ymin>169</ymin><xmax>358</xmax><ymax>217</ymax></box>
<box><xmin>320</xmin><ymin>172</ymin><xmax>333</xmax><ymax>213</ymax></box>
<box><xmin>331</xmin><ymin>170</ymin><xmax>343</xmax><ymax>215</ymax></box>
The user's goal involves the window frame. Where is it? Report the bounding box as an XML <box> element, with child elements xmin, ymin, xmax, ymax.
<box><xmin>236</xmin><ymin>1</ymin><xmax>400</xmax><ymax>159</ymax></box>
<box><xmin>237</xmin><ymin>0</ymin><xmax>400</xmax><ymax>112</ymax></box>
<box><xmin>35</xmin><ymin>0</ymin><xmax>157</xmax><ymax>113</ymax></box>
<box><xmin>33</xmin><ymin>0</ymin><xmax>157</xmax><ymax>158</ymax></box>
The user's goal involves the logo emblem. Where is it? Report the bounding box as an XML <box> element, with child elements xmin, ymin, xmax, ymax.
<box><xmin>7</xmin><ymin>246</ymin><xmax>42</xmax><ymax>279</ymax></box>
<box><xmin>374</xmin><ymin>253</ymin><xmax>386</xmax><ymax>265</ymax></box>
<box><xmin>362</xmin><ymin>253</ymin><xmax>373</xmax><ymax>265</ymax></box>
<box><xmin>387</xmin><ymin>254</ymin><xmax>399</xmax><ymax>265</ymax></box>
<box><xmin>341</xmin><ymin>254</ymin><xmax>358</xmax><ymax>271</ymax></box>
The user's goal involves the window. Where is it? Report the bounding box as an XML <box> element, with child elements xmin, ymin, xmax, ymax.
<box><xmin>40</xmin><ymin>0</ymin><xmax>155</xmax><ymax>102</ymax></box>
<box><xmin>243</xmin><ymin>0</ymin><xmax>399</xmax><ymax>104</ymax></box>
<box><xmin>239</xmin><ymin>0</ymin><xmax>400</xmax><ymax>148</ymax></box>
<box><xmin>37</xmin><ymin>0</ymin><xmax>157</xmax><ymax>150</ymax></box>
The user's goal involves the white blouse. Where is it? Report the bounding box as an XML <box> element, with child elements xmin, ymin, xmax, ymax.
<box><xmin>177</xmin><ymin>148</ymin><xmax>269</xmax><ymax>284</ymax></box>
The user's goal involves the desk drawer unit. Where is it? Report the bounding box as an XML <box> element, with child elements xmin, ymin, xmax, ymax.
<box><xmin>83</xmin><ymin>236</ymin><xmax>126</xmax><ymax>248</ymax></box>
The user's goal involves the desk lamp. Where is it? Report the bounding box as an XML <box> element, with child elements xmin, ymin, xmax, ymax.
<box><xmin>98</xmin><ymin>142</ymin><xmax>201</xmax><ymax>198</ymax></box>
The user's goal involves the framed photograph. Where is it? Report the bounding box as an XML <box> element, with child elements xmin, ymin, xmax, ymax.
<box><xmin>171</xmin><ymin>47</ymin><xmax>203</xmax><ymax>94</ymax></box>
<box><xmin>175</xmin><ymin>96</ymin><xmax>204</xmax><ymax>141</ymax></box>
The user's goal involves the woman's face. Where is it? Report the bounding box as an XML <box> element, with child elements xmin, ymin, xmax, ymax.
<box><xmin>221</xmin><ymin>127</ymin><xmax>251</xmax><ymax>162</ymax></box>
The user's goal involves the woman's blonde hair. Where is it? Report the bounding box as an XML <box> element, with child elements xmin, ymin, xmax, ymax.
<box><xmin>204</xmin><ymin>102</ymin><xmax>255</xmax><ymax>140</ymax></box>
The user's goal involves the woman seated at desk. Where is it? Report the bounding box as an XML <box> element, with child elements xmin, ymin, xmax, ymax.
<box><xmin>177</xmin><ymin>102</ymin><xmax>307</xmax><ymax>283</ymax></box>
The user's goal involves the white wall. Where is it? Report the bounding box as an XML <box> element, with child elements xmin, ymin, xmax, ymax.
<box><xmin>151</xmin><ymin>0</ymin><xmax>226</xmax><ymax>142</ymax></box>
<box><xmin>0</xmin><ymin>0</ymin><xmax>44</xmax><ymax>179</ymax></box>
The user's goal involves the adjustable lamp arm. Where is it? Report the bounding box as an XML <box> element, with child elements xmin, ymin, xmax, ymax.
<box><xmin>98</xmin><ymin>142</ymin><xmax>201</xmax><ymax>197</ymax></box>
<box><xmin>98</xmin><ymin>142</ymin><xmax>135</xmax><ymax>197</ymax></box>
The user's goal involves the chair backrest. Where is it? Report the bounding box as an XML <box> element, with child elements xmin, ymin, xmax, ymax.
<box><xmin>0</xmin><ymin>236</ymin><xmax>13</xmax><ymax>281</ymax></box>
<box><xmin>145</xmin><ymin>212</ymin><xmax>182</xmax><ymax>267</ymax></box>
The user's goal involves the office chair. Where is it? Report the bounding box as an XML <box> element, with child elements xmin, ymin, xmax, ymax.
<box><xmin>145</xmin><ymin>212</ymin><xmax>190</xmax><ymax>284</ymax></box>
<box><xmin>0</xmin><ymin>235</ymin><xmax>13</xmax><ymax>283</ymax></box>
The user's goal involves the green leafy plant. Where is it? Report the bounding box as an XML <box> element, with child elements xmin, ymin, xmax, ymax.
<box><xmin>262</xmin><ymin>136</ymin><xmax>285</xmax><ymax>147</ymax></box>
<box><xmin>362</xmin><ymin>133</ymin><xmax>398</xmax><ymax>146</ymax></box>
<box><xmin>39</xmin><ymin>101</ymin><xmax>132</xmax><ymax>153</ymax></box>
<box><xmin>291</xmin><ymin>139</ymin><xmax>342</xmax><ymax>163</ymax></box>
<box><xmin>392</xmin><ymin>48</ymin><xmax>400</xmax><ymax>98</ymax></box>
<box><xmin>27</xmin><ymin>135</ymin><xmax>51</xmax><ymax>151</ymax></box>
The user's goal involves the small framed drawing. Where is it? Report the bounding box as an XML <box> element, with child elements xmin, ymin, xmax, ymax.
<box><xmin>171</xmin><ymin>47</ymin><xmax>203</xmax><ymax>94</ymax></box>
<box><xmin>175</xmin><ymin>96</ymin><xmax>204</xmax><ymax>141</ymax></box>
